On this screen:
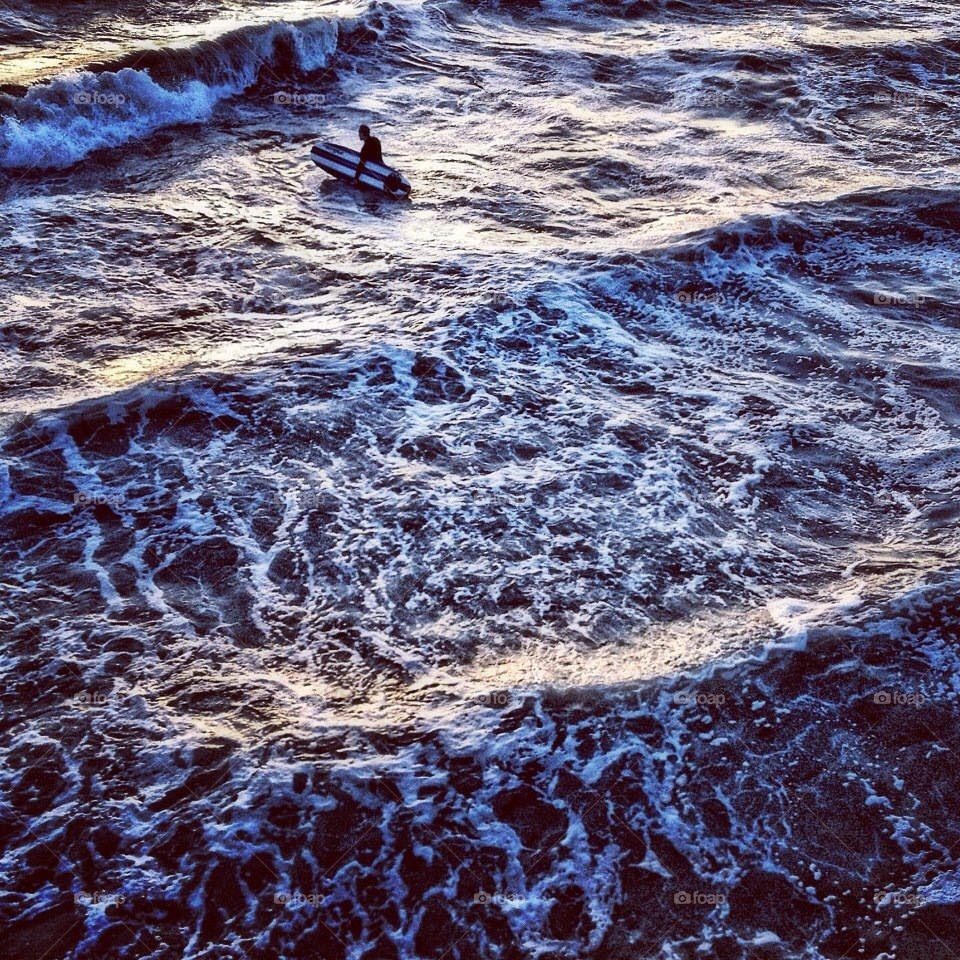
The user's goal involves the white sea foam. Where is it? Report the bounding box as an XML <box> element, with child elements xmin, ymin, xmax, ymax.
<box><xmin>0</xmin><ymin>18</ymin><xmax>339</xmax><ymax>170</ymax></box>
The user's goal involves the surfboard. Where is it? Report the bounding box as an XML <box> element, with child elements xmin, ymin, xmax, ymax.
<box><xmin>310</xmin><ymin>142</ymin><xmax>411</xmax><ymax>199</ymax></box>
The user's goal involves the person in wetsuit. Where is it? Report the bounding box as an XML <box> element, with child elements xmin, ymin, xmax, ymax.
<box><xmin>354</xmin><ymin>125</ymin><xmax>382</xmax><ymax>183</ymax></box>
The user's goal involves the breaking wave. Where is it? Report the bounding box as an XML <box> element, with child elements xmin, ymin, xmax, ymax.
<box><xmin>0</xmin><ymin>16</ymin><xmax>350</xmax><ymax>171</ymax></box>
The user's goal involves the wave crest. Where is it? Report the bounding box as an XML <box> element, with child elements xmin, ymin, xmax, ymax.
<box><xmin>0</xmin><ymin>17</ymin><xmax>341</xmax><ymax>171</ymax></box>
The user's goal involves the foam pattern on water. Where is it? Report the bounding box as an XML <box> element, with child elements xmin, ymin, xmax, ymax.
<box><xmin>3</xmin><ymin>0</ymin><xmax>960</xmax><ymax>955</ymax></box>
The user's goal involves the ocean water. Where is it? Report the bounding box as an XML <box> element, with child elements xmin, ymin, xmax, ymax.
<box><xmin>1</xmin><ymin>0</ymin><xmax>960</xmax><ymax>956</ymax></box>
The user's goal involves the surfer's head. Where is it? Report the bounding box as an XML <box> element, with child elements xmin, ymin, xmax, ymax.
<box><xmin>358</xmin><ymin>124</ymin><xmax>371</xmax><ymax>141</ymax></box>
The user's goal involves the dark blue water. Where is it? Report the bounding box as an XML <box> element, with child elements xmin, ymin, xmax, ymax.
<box><xmin>2</xmin><ymin>0</ymin><xmax>960</xmax><ymax>956</ymax></box>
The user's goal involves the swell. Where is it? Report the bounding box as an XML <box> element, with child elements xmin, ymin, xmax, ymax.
<box><xmin>0</xmin><ymin>13</ymin><xmax>390</xmax><ymax>172</ymax></box>
<box><xmin>635</xmin><ymin>187</ymin><xmax>957</xmax><ymax>274</ymax></box>
<box><xmin>481</xmin><ymin>0</ymin><xmax>869</xmax><ymax>21</ymax></box>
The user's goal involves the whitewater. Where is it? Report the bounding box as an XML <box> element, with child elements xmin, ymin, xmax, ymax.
<box><xmin>1</xmin><ymin>0</ymin><xmax>959</xmax><ymax>956</ymax></box>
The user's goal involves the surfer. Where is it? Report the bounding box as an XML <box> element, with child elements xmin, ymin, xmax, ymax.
<box><xmin>353</xmin><ymin>125</ymin><xmax>383</xmax><ymax>183</ymax></box>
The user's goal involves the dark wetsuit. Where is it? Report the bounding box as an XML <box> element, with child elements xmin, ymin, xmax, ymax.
<box><xmin>355</xmin><ymin>136</ymin><xmax>383</xmax><ymax>179</ymax></box>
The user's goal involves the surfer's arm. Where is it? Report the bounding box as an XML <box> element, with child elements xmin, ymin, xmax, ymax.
<box><xmin>354</xmin><ymin>143</ymin><xmax>372</xmax><ymax>180</ymax></box>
